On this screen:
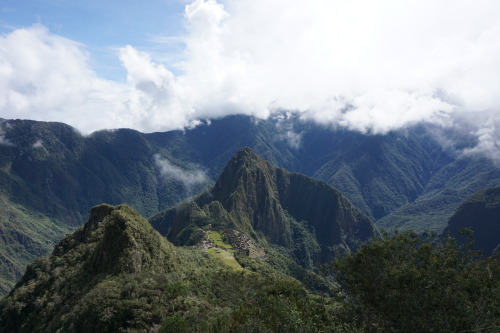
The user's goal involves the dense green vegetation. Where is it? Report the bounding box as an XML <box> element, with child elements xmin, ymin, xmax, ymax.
<box><xmin>1</xmin><ymin>115</ymin><xmax>499</xmax><ymax>297</ymax></box>
<box><xmin>331</xmin><ymin>232</ymin><xmax>500</xmax><ymax>332</ymax></box>
<box><xmin>442</xmin><ymin>185</ymin><xmax>500</xmax><ymax>256</ymax></box>
<box><xmin>378</xmin><ymin>157</ymin><xmax>500</xmax><ymax>233</ymax></box>
<box><xmin>151</xmin><ymin>148</ymin><xmax>378</xmax><ymax>267</ymax></box>
<box><xmin>0</xmin><ymin>204</ymin><xmax>351</xmax><ymax>332</ymax></box>
<box><xmin>1</xmin><ymin>204</ymin><xmax>497</xmax><ymax>332</ymax></box>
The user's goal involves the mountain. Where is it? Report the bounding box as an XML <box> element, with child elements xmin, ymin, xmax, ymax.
<box><xmin>0</xmin><ymin>196</ymin><xmax>69</xmax><ymax>296</ymax></box>
<box><xmin>0</xmin><ymin>119</ymin><xmax>212</xmax><ymax>294</ymax></box>
<box><xmin>150</xmin><ymin>148</ymin><xmax>378</xmax><ymax>265</ymax></box>
<box><xmin>0</xmin><ymin>204</ymin><xmax>344</xmax><ymax>332</ymax></box>
<box><xmin>378</xmin><ymin>156</ymin><xmax>500</xmax><ymax>233</ymax></box>
<box><xmin>441</xmin><ymin>185</ymin><xmax>500</xmax><ymax>256</ymax></box>
<box><xmin>1</xmin><ymin>115</ymin><xmax>499</xmax><ymax>295</ymax></box>
<box><xmin>149</xmin><ymin>117</ymin><xmax>500</xmax><ymax>232</ymax></box>
<box><xmin>0</xmin><ymin>119</ymin><xmax>212</xmax><ymax>222</ymax></box>
<box><xmin>0</xmin><ymin>204</ymin><xmax>177</xmax><ymax>331</ymax></box>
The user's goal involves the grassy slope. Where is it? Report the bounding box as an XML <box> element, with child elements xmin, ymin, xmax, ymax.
<box><xmin>0</xmin><ymin>194</ymin><xmax>70</xmax><ymax>295</ymax></box>
<box><xmin>205</xmin><ymin>230</ymin><xmax>242</xmax><ymax>270</ymax></box>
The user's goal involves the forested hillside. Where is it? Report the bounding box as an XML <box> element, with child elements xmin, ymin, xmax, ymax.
<box><xmin>1</xmin><ymin>115</ymin><xmax>499</xmax><ymax>295</ymax></box>
<box><xmin>442</xmin><ymin>185</ymin><xmax>500</xmax><ymax>256</ymax></box>
<box><xmin>151</xmin><ymin>148</ymin><xmax>378</xmax><ymax>268</ymax></box>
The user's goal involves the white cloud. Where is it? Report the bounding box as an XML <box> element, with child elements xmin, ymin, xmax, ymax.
<box><xmin>460</xmin><ymin>113</ymin><xmax>500</xmax><ymax>164</ymax></box>
<box><xmin>1</xmin><ymin>1</ymin><xmax>500</xmax><ymax>161</ymax></box>
<box><xmin>118</xmin><ymin>45</ymin><xmax>198</xmax><ymax>131</ymax></box>
<box><xmin>274</xmin><ymin>113</ymin><xmax>303</xmax><ymax>148</ymax></box>
<box><xmin>32</xmin><ymin>139</ymin><xmax>44</xmax><ymax>148</ymax></box>
<box><xmin>0</xmin><ymin>25</ymin><xmax>131</xmax><ymax>133</ymax></box>
<box><xmin>158</xmin><ymin>0</ymin><xmax>500</xmax><ymax>152</ymax></box>
<box><xmin>154</xmin><ymin>154</ymin><xmax>208</xmax><ymax>189</ymax></box>
<box><xmin>174</xmin><ymin>0</ymin><xmax>500</xmax><ymax>133</ymax></box>
<box><xmin>0</xmin><ymin>120</ymin><xmax>14</xmax><ymax>146</ymax></box>
<box><xmin>0</xmin><ymin>135</ymin><xmax>13</xmax><ymax>146</ymax></box>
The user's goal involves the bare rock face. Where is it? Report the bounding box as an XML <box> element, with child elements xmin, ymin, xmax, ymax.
<box><xmin>151</xmin><ymin>148</ymin><xmax>379</xmax><ymax>264</ymax></box>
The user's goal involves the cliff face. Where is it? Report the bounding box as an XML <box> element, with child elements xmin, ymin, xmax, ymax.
<box><xmin>209</xmin><ymin>148</ymin><xmax>292</xmax><ymax>245</ymax></box>
<box><xmin>276</xmin><ymin>170</ymin><xmax>376</xmax><ymax>252</ymax></box>
<box><xmin>151</xmin><ymin>148</ymin><xmax>378</xmax><ymax>264</ymax></box>
<box><xmin>442</xmin><ymin>186</ymin><xmax>500</xmax><ymax>256</ymax></box>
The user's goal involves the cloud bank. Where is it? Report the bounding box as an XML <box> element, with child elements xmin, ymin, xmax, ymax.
<box><xmin>154</xmin><ymin>154</ymin><xmax>208</xmax><ymax>189</ymax></box>
<box><xmin>32</xmin><ymin>140</ymin><xmax>44</xmax><ymax>149</ymax></box>
<box><xmin>0</xmin><ymin>0</ymin><xmax>499</xmax><ymax>159</ymax></box>
<box><xmin>0</xmin><ymin>121</ymin><xmax>14</xmax><ymax>146</ymax></box>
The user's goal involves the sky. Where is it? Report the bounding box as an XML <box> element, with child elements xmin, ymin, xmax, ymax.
<box><xmin>0</xmin><ymin>0</ymin><xmax>499</xmax><ymax>160</ymax></box>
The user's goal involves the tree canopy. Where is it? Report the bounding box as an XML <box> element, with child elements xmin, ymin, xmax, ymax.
<box><xmin>332</xmin><ymin>231</ymin><xmax>500</xmax><ymax>332</ymax></box>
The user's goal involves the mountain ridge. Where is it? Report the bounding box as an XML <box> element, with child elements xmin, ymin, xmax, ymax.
<box><xmin>150</xmin><ymin>148</ymin><xmax>378</xmax><ymax>265</ymax></box>
<box><xmin>0</xmin><ymin>203</ymin><xmax>345</xmax><ymax>332</ymax></box>
<box><xmin>1</xmin><ymin>115</ymin><xmax>499</xmax><ymax>295</ymax></box>
<box><xmin>0</xmin><ymin>204</ymin><xmax>181</xmax><ymax>331</ymax></box>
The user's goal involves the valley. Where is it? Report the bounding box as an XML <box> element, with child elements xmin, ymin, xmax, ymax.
<box><xmin>0</xmin><ymin>115</ymin><xmax>499</xmax><ymax>295</ymax></box>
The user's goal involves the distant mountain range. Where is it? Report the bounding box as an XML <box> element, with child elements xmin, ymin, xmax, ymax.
<box><xmin>1</xmin><ymin>150</ymin><xmax>497</xmax><ymax>332</ymax></box>
<box><xmin>0</xmin><ymin>145</ymin><xmax>378</xmax><ymax>331</ymax></box>
<box><xmin>1</xmin><ymin>115</ymin><xmax>499</xmax><ymax>295</ymax></box>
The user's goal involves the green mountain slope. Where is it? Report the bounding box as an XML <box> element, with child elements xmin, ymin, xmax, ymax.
<box><xmin>150</xmin><ymin>148</ymin><xmax>378</xmax><ymax>267</ymax></box>
<box><xmin>0</xmin><ymin>195</ymin><xmax>69</xmax><ymax>295</ymax></box>
<box><xmin>0</xmin><ymin>204</ymin><xmax>347</xmax><ymax>332</ymax></box>
<box><xmin>0</xmin><ymin>119</ymin><xmax>213</xmax><ymax>296</ymax></box>
<box><xmin>0</xmin><ymin>204</ymin><xmax>178</xmax><ymax>331</ymax></box>
<box><xmin>378</xmin><ymin>157</ymin><xmax>500</xmax><ymax>233</ymax></box>
<box><xmin>441</xmin><ymin>185</ymin><xmax>500</xmax><ymax>256</ymax></box>
<box><xmin>1</xmin><ymin>115</ymin><xmax>499</xmax><ymax>297</ymax></box>
<box><xmin>0</xmin><ymin>120</ymin><xmax>212</xmax><ymax>222</ymax></box>
<box><xmin>308</xmin><ymin>130</ymin><xmax>440</xmax><ymax>220</ymax></box>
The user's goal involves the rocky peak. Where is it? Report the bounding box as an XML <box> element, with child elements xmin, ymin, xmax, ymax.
<box><xmin>212</xmin><ymin>147</ymin><xmax>276</xmax><ymax>200</ymax></box>
<box><xmin>152</xmin><ymin>148</ymin><xmax>379</xmax><ymax>263</ymax></box>
<box><xmin>78</xmin><ymin>204</ymin><xmax>116</xmax><ymax>240</ymax></box>
<box><xmin>210</xmin><ymin>148</ymin><xmax>290</xmax><ymax>244</ymax></box>
<box><xmin>52</xmin><ymin>204</ymin><xmax>177</xmax><ymax>275</ymax></box>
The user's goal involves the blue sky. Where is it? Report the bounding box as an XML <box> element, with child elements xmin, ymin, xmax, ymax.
<box><xmin>1</xmin><ymin>0</ymin><xmax>186</xmax><ymax>80</ymax></box>
<box><xmin>0</xmin><ymin>0</ymin><xmax>499</xmax><ymax>162</ymax></box>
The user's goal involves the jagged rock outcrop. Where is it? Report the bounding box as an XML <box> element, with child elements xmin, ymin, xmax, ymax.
<box><xmin>151</xmin><ymin>148</ymin><xmax>379</xmax><ymax>263</ymax></box>
<box><xmin>441</xmin><ymin>186</ymin><xmax>500</xmax><ymax>256</ymax></box>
